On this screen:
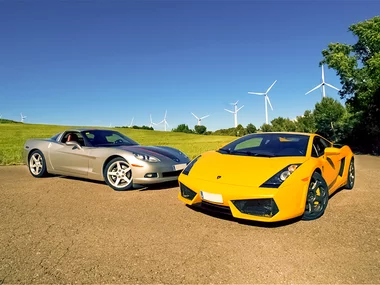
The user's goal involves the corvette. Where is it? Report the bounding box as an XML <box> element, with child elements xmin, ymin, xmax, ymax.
<box><xmin>178</xmin><ymin>132</ymin><xmax>355</xmax><ymax>222</ymax></box>
<box><xmin>24</xmin><ymin>128</ymin><xmax>190</xmax><ymax>190</ymax></box>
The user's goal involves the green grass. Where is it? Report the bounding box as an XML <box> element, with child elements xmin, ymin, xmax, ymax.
<box><xmin>0</xmin><ymin>123</ymin><xmax>236</xmax><ymax>165</ymax></box>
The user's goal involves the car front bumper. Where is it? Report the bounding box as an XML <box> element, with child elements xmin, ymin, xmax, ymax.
<box><xmin>178</xmin><ymin>174</ymin><xmax>310</xmax><ymax>222</ymax></box>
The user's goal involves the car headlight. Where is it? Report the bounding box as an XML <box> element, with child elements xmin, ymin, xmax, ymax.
<box><xmin>182</xmin><ymin>155</ymin><xmax>201</xmax><ymax>175</ymax></box>
<box><xmin>133</xmin><ymin>153</ymin><xmax>160</xmax><ymax>162</ymax></box>
<box><xmin>260</xmin><ymin>164</ymin><xmax>301</xmax><ymax>188</ymax></box>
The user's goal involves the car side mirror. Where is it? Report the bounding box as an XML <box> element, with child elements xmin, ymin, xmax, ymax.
<box><xmin>324</xmin><ymin>147</ymin><xmax>340</xmax><ymax>156</ymax></box>
<box><xmin>66</xmin><ymin>141</ymin><xmax>82</xmax><ymax>149</ymax></box>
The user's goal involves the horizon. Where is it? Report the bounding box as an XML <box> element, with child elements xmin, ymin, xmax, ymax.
<box><xmin>1</xmin><ymin>1</ymin><xmax>379</xmax><ymax>131</ymax></box>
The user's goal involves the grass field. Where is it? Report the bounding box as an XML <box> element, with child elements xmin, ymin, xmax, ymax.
<box><xmin>0</xmin><ymin>123</ymin><xmax>236</xmax><ymax>165</ymax></box>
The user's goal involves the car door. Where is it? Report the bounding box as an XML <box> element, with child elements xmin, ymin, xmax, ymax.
<box><xmin>312</xmin><ymin>136</ymin><xmax>340</xmax><ymax>189</ymax></box>
<box><xmin>48</xmin><ymin>131</ymin><xmax>91</xmax><ymax>178</ymax></box>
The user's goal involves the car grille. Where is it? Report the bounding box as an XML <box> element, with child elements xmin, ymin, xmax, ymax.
<box><xmin>200</xmin><ymin>201</ymin><xmax>232</xmax><ymax>215</ymax></box>
<box><xmin>162</xmin><ymin>170</ymin><xmax>182</xmax><ymax>177</ymax></box>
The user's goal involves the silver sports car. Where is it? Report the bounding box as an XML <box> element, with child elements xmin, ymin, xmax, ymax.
<box><xmin>24</xmin><ymin>128</ymin><xmax>190</xmax><ymax>190</ymax></box>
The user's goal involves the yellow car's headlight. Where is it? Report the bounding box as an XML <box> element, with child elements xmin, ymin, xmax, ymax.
<box><xmin>261</xmin><ymin>164</ymin><xmax>301</xmax><ymax>188</ymax></box>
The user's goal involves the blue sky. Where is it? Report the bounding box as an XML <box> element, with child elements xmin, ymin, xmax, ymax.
<box><xmin>1</xmin><ymin>0</ymin><xmax>379</xmax><ymax>131</ymax></box>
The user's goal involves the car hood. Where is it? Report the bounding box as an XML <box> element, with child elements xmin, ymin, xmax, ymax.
<box><xmin>116</xmin><ymin>145</ymin><xmax>186</xmax><ymax>162</ymax></box>
<box><xmin>188</xmin><ymin>151</ymin><xmax>309</xmax><ymax>187</ymax></box>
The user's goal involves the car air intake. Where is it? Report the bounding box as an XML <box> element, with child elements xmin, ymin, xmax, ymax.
<box><xmin>180</xmin><ymin>183</ymin><xmax>197</xmax><ymax>200</ymax></box>
<box><xmin>232</xmin><ymin>198</ymin><xmax>279</xmax><ymax>217</ymax></box>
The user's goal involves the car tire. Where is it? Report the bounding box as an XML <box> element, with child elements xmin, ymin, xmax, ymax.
<box><xmin>103</xmin><ymin>157</ymin><xmax>133</xmax><ymax>191</ymax></box>
<box><xmin>344</xmin><ymin>159</ymin><xmax>355</xmax><ymax>190</ymax></box>
<box><xmin>28</xmin><ymin>150</ymin><xmax>48</xmax><ymax>178</ymax></box>
<box><xmin>302</xmin><ymin>172</ymin><xmax>329</xmax><ymax>221</ymax></box>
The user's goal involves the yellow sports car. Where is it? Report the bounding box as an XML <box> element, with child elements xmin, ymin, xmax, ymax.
<box><xmin>178</xmin><ymin>132</ymin><xmax>355</xmax><ymax>222</ymax></box>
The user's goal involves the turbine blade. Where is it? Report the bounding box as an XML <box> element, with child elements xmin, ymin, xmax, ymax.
<box><xmin>224</xmin><ymin>109</ymin><xmax>234</xmax><ymax>114</ymax></box>
<box><xmin>200</xmin><ymin>115</ymin><xmax>210</xmax><ymax>120</ymax></box>
<box><xmin>266</xmin><ymin>96</ymin><xmax>273</xmax><ymax>110</ymax></box>
<box><xmin>230</xmin><ymin>100</ymin><xmax>238</xmax><ymax>105</ymax></box>
<box><xmin>325</xmin><ymin>83</ymin><xmax>340</xmax><ymax>91</ymax></box>
<box><xmin>164</xmin><ymin>110</ymin><xmax>167</xmax><ymax>119</ymax></box>
<box><xmin>266</xmin><ymin>80</ymin><xmax>277</xmax><ymax>93</ymax></box>
<box><xmin>236</xmin><ymin>105</ymin><xmax>244</xmax><ymax>112</ymax></box>
<box><xmin>191</xmin><ymin>112</ymin><xmax>199</xmax><ymax>119</ymax></box>
<box><xmin>305</xmin><ymin>83</ymin><xmax>323</xmax><ymax>95</ymax></box>
<box><xmin>248</xmin><ymin>92</ymin><xmax>265</xmax><ymax>95</ymax></box>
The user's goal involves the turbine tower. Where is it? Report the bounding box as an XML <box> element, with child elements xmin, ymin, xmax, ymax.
<box><xmin>224</xmin><ymin>100</ymin><xmax>244</xmax><ymax>128</ymax></box>
<box><xmin>191</xmin><ymin>112</ymin><xmax>210</xmax><ymax>126</ymax></box>
<box><xmin>129</xmin><ymin>117</ymin><xmax>134</xmax><ymax>128</ymax></box>
<box><xmin>157</xmin><ymin>110</ymin><xmax>169</xmax><ymax>131</ymax></box>
<box><xmin>248</xmin><ymin>80</ymin><xmax>276</xmax><ymax>124</ymax></box>
<box><xmin>20</xmin><ymin>113</ymin><xmax>27</xmax><ymax>123</ymax></box>
<box><xmin>305</xmin><ymin>65</ymin><xmax>340</xmax><ymax>98</ymax></box>
<box><xmin>0</xmin><ymin>114</ymin><xmax>2</xmax><ymax>119</ymax></box>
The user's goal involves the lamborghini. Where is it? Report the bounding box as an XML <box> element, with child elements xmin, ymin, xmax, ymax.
<box><xmin>24</xmin><ymin>128</ymin><xmax>190</xmax><ymax>190</ymax></box>
<box><xmin>178</xmin><ymin>132</ymin><xmax>355</xmax><ymax>222</ymax></box>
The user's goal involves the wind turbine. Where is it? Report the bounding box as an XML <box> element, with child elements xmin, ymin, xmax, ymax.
<box><xmin>129</xmin><ymin>117</ymin><xmax>134</xmax><ymax>128</ymax></box>
<box><xmin>0</xmin><ymin>114</ymin><xmax>2</xmax><ymax>119</ymax></box>
<box><xmin>248</xmin><ymin>80</ymin><xmax>276</xmax><ymax>124</ymax></box>
<box><xmin>191</xmin><ymin>112</ymin><xmax>210</xmax><ymax>126</ymax></box>
<box><xmin>157</xmin><ymin>110</ymin><xmax>169</xmax><ymax>131</ymax></box>
<box><xmin>149</xmin><ymin>114</ymin><xmax>155</xmax><ymax>128</ymax></box>
<box><xmin>224</xmin><ymin>100</ymin><xmax>244</xmax><ymax>128</ymax></box>
<box><xmin>305</xmin><ymin>65</ymin><xmax>340</xmax><ymax>98</ymax></box>
<box><xmin>20</xmin><ymin>113</ymin><xmax>27</xmax><ymax>123</ymax></box>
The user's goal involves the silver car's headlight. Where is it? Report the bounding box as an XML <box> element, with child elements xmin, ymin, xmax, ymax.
<box><xmin>133</xmin><ymin>153</ymin><xmax>160</xmax><ymax>162</ymax></box>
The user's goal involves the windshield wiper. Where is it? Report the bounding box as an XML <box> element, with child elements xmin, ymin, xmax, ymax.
<box><xmin>231</xmin><ymin>150</ymin><xmax>275</xmax><ymax>157</ymax></box>
<box><xmin>218</xmin><ymin>148</ymin><xmax>231</xmax><ymax>154</ymax></box>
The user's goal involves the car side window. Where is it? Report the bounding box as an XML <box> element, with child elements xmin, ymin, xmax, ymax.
<box><xmin>312</xmin><ymin>137</ymin><xmax>327</xmax><ymax>157</ymax></box>
<box><xmin>61</xmin><ymin>132</ymin><xmax>85</xmax><ymax>147</ymax></box>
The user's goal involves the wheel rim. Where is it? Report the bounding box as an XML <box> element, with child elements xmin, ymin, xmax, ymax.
<box><xmin>348</xmin><ymin>162</ymin><xmax>355</xmax><ymax>187</ymax></box>
<box><xmin>305</xmin><ymin>177</ymin><xmax>328</xmax><ymax>217</ymax></box>
<box><xmin>107</xmin><ymin>160</ymin><xmax>132</xmax><ymax>188</ymax></box>
<box><xmin>29</xmin><ymin>153</ymin><xmax>43</xmax><ymax>175</ymax></box>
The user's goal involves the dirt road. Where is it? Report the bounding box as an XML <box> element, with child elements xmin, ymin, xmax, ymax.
<box><xmin>1</xmin><ymin>155</ymin><xmax>379</xmax><ymax>284</ymax></box>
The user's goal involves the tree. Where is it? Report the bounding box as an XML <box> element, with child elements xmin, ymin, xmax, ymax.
<box><xmin>260</xmin><ymin>124</ymin><xmax>272</xmax><ymax>132</ymax></box>
<box><xmin>246</xmin><ymin>123</ymin><xmax>257</xmax><ymax>134</ymax></box>
<box><xmin>172</xmin><ymin>124</ymin><xmax>193</xmax><ymax>133</ymax></box>
<box><xmin>313</xmin><ymin>97</ymin><xmax>346</xmax><ymax>142</ymax></box>
<box><xmin>234</xmin><ymin>124</ymin><xmax>246</xmax><ymax>136</ymax></box>
<box><xmin>320</xmin><ymin>16</ymin><xmax>380</xmax><ymax>152</ymax></box>
<box><xmin>270</xmin><ymin>117</ymin><xmax>296</xmax><ymax>132</ymax></box>
<box><xmin>295</xmin><ymin>110</ymin><xmax>317</xmax><ymax>133</ymax></box>
<box><xmin>194</xmin><ymin>125</ymin><xmax>207</xmax><ymax>134</ymax></box>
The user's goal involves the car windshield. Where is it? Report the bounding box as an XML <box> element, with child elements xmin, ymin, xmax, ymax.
<box><xmin>218</xmin><ymin>133</ymin><xmax>310</xmax><ymax>157</ymax></box>
<box><xmin>82</xmin><ymin>130</ymin><xmax>139</xmax><ymax>147</ymax></box>
<box><xmin>51</xmin><ymin>133</ymin><xmax>61</xmax><ymax>141</ymax></box>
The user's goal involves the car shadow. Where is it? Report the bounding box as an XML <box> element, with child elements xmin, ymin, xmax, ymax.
<box><xmin>49</xmin><ymin>175</ymin><xmax>179</xmax><ymax>191</ymax></box>
<box><xmin>186</xmin><ymin>204</ymin><xmax>302</xmax><ymax>228</ymax></box>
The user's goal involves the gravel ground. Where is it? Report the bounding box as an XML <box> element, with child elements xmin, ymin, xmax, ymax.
<box><xmin>1</xmin><ymin>155</ymin><xmax>379</xmax><ymax>284</ymax></box>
